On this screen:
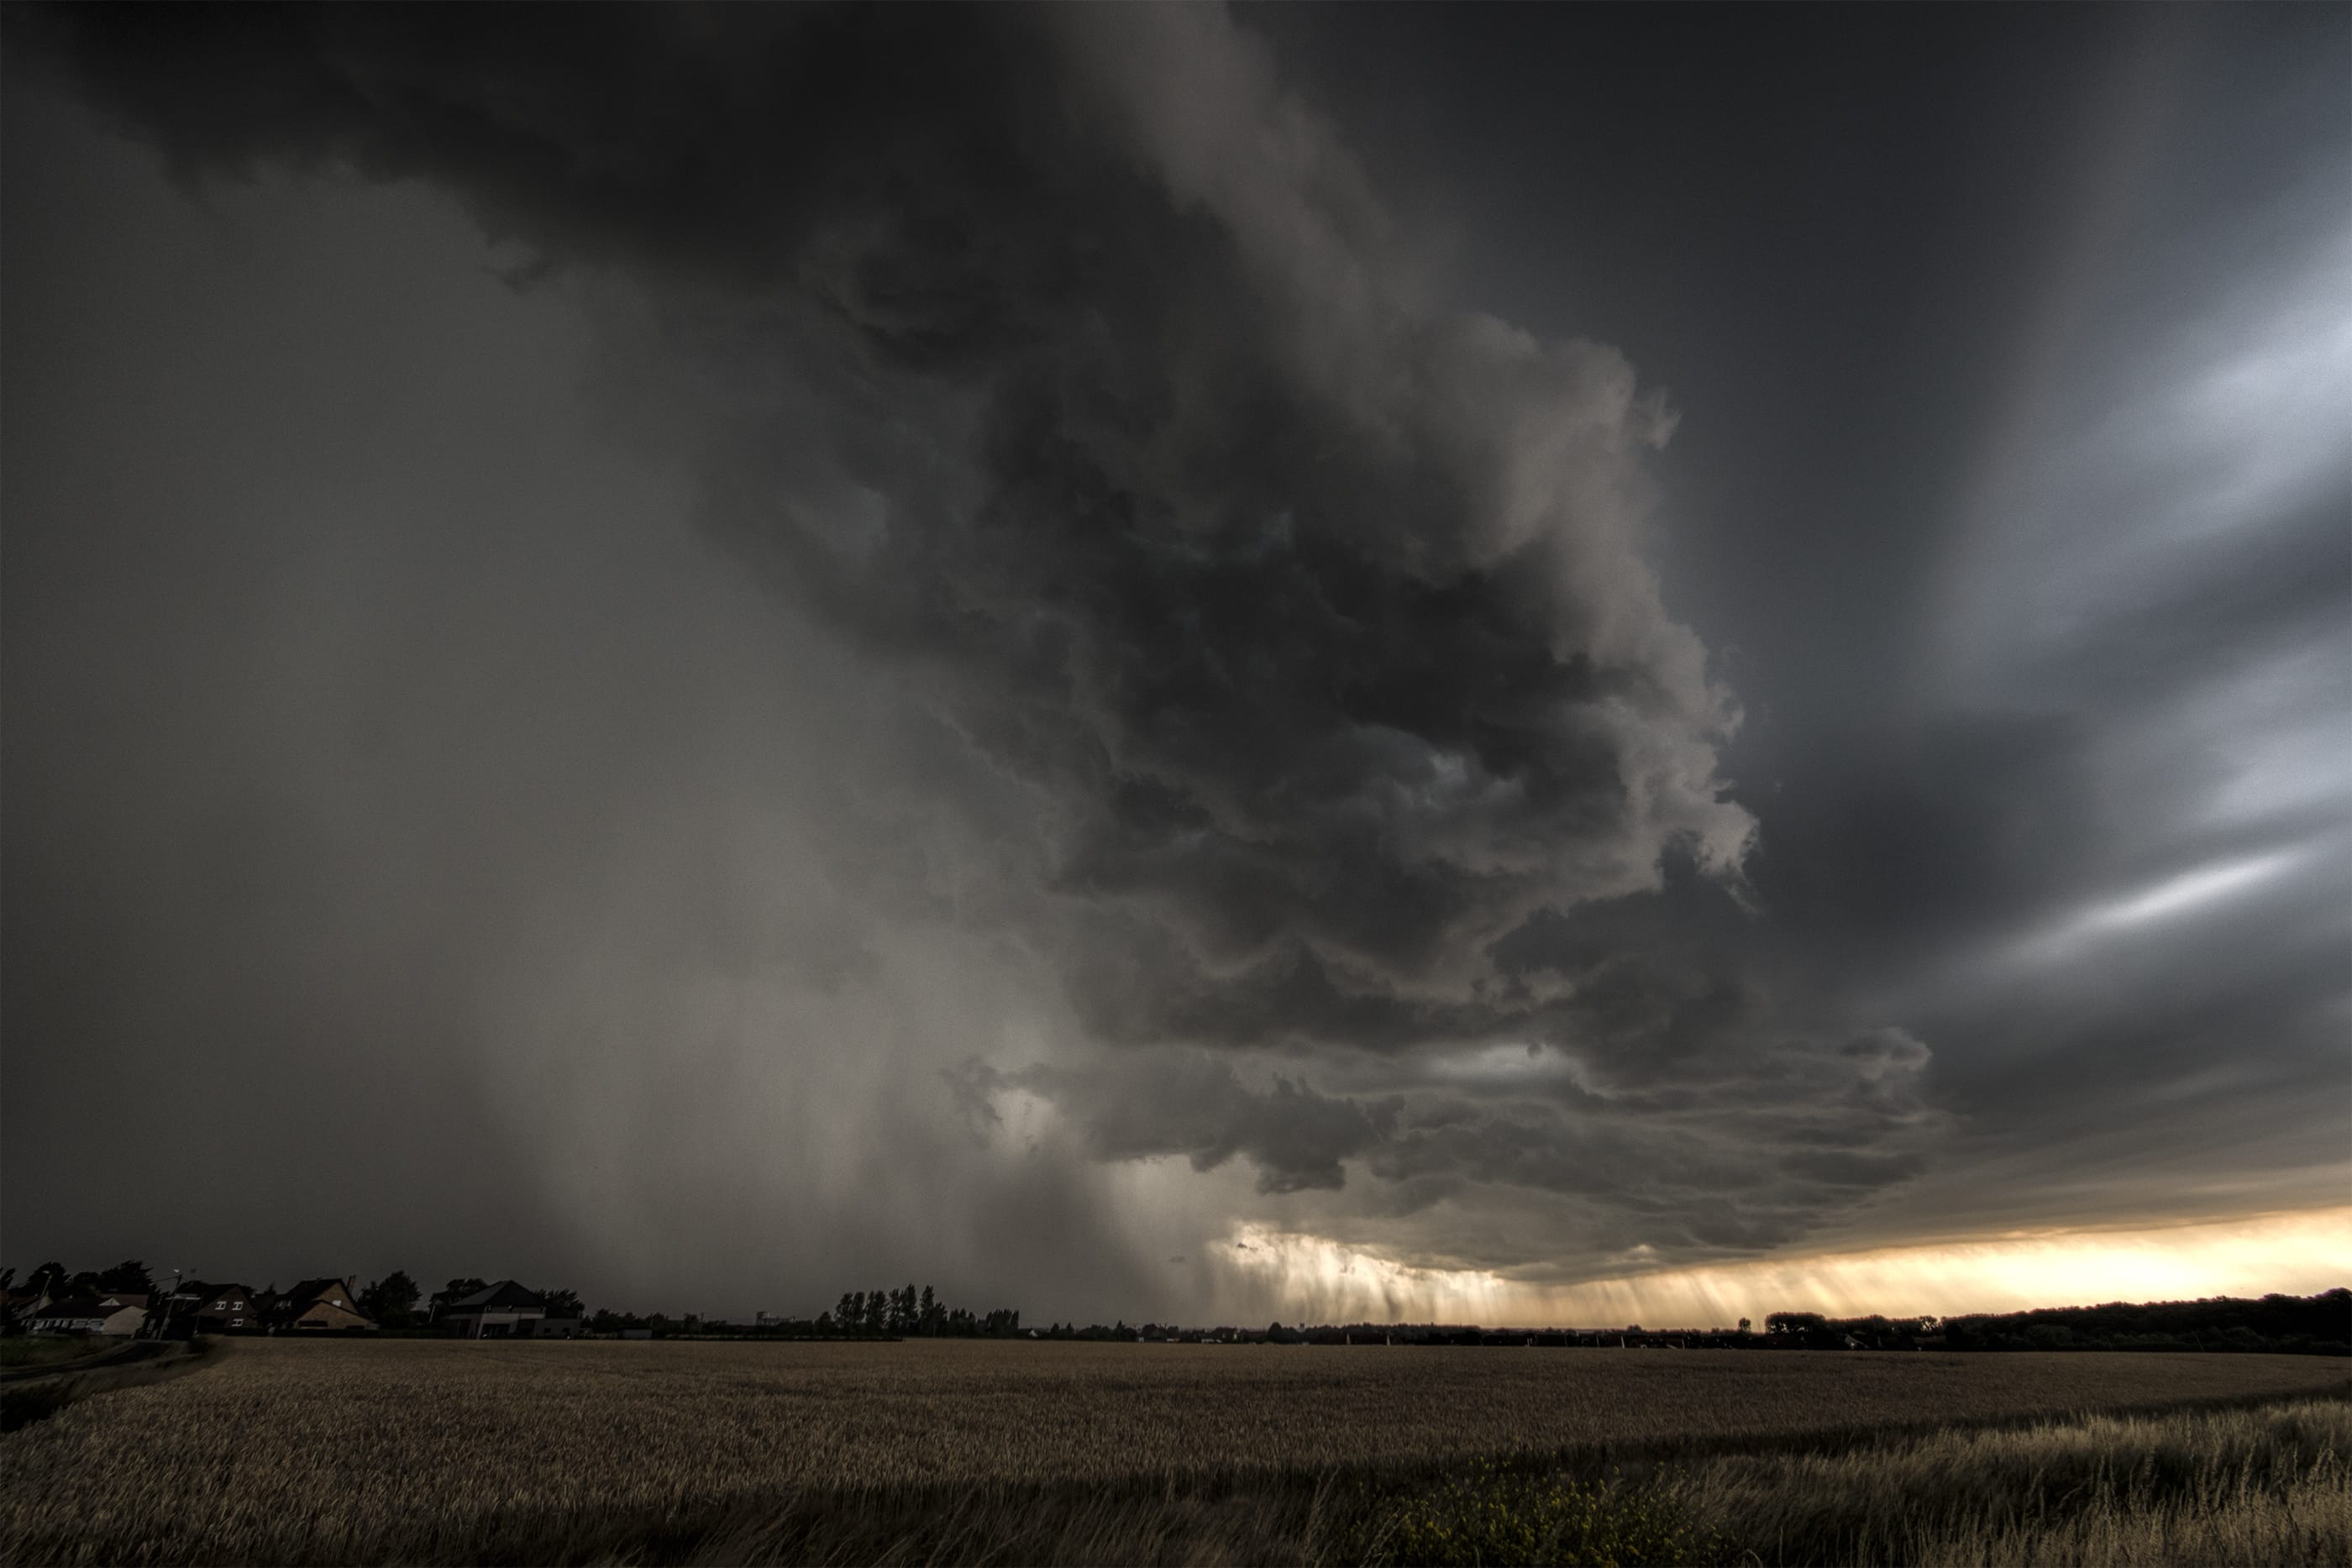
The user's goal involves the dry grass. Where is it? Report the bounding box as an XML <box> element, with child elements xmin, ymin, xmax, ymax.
<box><xmin>0</xmin><ymin>1338</ymin><xmax>2341</xmax><ymax>1565</ymax></box>
<box><xmin>1684</xmin><ymin>1397</ymin><xmax>2352</xmax><ymax>1566</ymax></box>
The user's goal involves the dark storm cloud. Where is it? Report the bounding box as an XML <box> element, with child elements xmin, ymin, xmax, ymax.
<box><xmin>21</xmin><ymin>3</ymin><xmax>1754</xmax><ymax>1056</ymax></box>
<box><xmin>953</xmin><ymin>1056</ymin><xmax>1401</xmax><ymax>1195</ymax></box>
<box><xmin>951</xmin><ymin>873</ymin><xmax>1945</xmax><ymax>1264</ymax></box>
<box><xmin>957</xmin><ymin>1017</ymin><xmax>1943</xmax><ymax>1265</ymax></box>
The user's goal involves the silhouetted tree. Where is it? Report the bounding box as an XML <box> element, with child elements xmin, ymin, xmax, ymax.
<box><xmin>359</xmin><ymin>1271</ymin><xmax>422</xmax><ymax>1326</ymax></box>
<box><xmin>430</xmin><ymin>1278</ymin><xmax>488</xmax><ymax>1319</ymax></box>
<box><xmin>95</xmin><ymin>1261</ymin><xmax>154</xmax><ymax>1295</ymax></box>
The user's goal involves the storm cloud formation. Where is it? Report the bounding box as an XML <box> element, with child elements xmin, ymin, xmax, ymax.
<box><xmin>6</xmin><ymin>4</ymin><xmax>2342</xmax><ymax>1317</ymax></box>
<box><xmin>29</xmin><ymin>3</ymin><xmax>1758</xmax><ymax>1049</ymax></box>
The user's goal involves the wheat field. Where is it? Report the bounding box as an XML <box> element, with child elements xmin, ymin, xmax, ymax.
<box><xmin>1</xmin><ymin>1339</ymin><xmax>2343</xmax><ymax>1565</ymax></box>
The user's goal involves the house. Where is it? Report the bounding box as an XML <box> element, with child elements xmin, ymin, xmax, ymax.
<box><xmin>4</xmin><ymin>1280</ymin><xmax>55</xmax><ymax>1328</ymax></box>
<box><xmin>164</xmin><ymin>1282</ymin><xmax>260</xmax><ymax>1335</ymax></box>
<box><xmin>30</xmin><ymin>1298</ymin><xmax>148</xmax><ymax>1336</ymax></box>
<box><xmin>438</xmin><ymin>1279</ymin><xmax>581</xmax><ymax>1339</ymax></box>
<box><xmin>265</xmin><ymin>1277</ymin><xmax>375</xmax><ymax>1332</ymax></box>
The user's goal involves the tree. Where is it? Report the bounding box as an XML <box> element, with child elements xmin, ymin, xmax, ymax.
<box><xmin>919</xmin><ymin>1285</ymin><xmax>938</xmax><ymax>1335</ymax></box>
<box><xmin>1738</xmin><ymin>1318</ymin><xmax>1752</xmax><ymax>1333</ymax></box>
<box><xmin>27</xmin><ymin>1262</ymin><xmax>66</xmax><ymax>1296</ymax></box>
<box><xmin>96</xmin><ymin>1261</ymin><xmax>155</xmax><ymax>1295</ymax></box>
<box><xmin>430</xmin><ymin>1278</ymin><xmax>488</xmax><ymax>1319</ymax></box>
<box><xmin>360</xmin><ymin>1272</ymin><xmax>422</xmax><ymax>1326</ymax></box>
<box><xmin>542</xmin><ymin>1288</ymin><xmax>583</xmax><ymax>1319</ymax></box>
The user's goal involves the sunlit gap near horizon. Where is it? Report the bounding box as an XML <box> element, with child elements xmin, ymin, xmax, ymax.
<box><xmin>1222</xmin><ymin>1209</ymin><xmax>2352</xmax><ymax>1329</ymax></box>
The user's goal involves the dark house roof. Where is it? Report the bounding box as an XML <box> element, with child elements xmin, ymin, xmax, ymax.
<box><xmin>278</xmin><ymin>1278</ymin><xmax>356</xmax><ymax>1308</ymax></box>
<box><xmin>266</xmin><ymin>1277</ymin><xmax>367</xmax><ymax>1324</ymax></box>
<box><xmin>446</xmin><ymin>1280</ymin><xmax>547</xmax><ymax>1312</ymax></box>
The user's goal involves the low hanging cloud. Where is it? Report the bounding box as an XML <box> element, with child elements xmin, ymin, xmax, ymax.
<box><xmin>18</xmin><ymin>2</ymin><xmax>1945</xmax><ymax>1276</ymax></box>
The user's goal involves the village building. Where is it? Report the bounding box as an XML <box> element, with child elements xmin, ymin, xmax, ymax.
<box><xmin>438</xmin><ymin>1280</ymin><xmax>583</xmax><ymax>1339</ymax></box>
<box><xmin>264</xmin><ymin>1277</ymin><xmax>375</xmax><ymax>1332</ymax></box>
<box><xmin>30</xmin><ymin>1297</ymin><xmax>149</xmax><ymax>1335</ymax></box>
<box><xmin>3</xmin><ymin>1282</ymin><xmax>53</xmax><ymax>1327</ymax></box>
<box><xmin>165</xmin><ymin>1282</ymin><xmax>261</xmax><ymax>1335</ymax></box>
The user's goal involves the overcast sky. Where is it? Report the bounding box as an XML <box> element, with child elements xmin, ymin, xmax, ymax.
<box><xmin>4</xmin><ymin>4</ymin><xmax>2344</xmax><ymax>1325</ymax></box>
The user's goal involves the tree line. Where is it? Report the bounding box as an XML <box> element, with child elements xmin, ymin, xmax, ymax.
<box><xmin>1764</xmin><ymin>1291</ymin><xmax>2347</xmax><ymax>1354</ymax></box>
<box><xmin>3</xmin><ymin>1261</ymin><xmax>155</xmax><ymax>1301</ymax></box>
<box><xmin>13</xmin><ymin>1259</ymin><xmax>2340</xmax><ymax>1354</ymax></box>
<box><xmin>823</xmin><ymin>1283</ymin><xmax>1019</xmax><ymax>1337</ymax></box>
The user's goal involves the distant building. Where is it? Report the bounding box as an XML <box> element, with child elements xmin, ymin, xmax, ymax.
<box><xmin>164</xmin><ymin>1282</ymin><xmax>260</xmax><ymax>1335</ymax></box>
<box><xmin>3</xmin><ymin>1282</ymin><xmax>53</xmax><ymax>1327</ymax></box>
<box><xmin>438</xmin><ymin>1280</ymin><xmax>583</xmax><ymax>1339</ymax></box>
<box><xmin>30</xmin><ymin>1298</ymin><xmax>147</xmax><ymax>1336</ymax></box>
<box><xmin>265</xmin><ymin>1277</ymin><xmax>375</xmax><ymax>1332</ymax></box>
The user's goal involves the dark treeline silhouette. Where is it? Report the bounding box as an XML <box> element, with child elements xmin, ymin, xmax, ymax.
<box><xmin>1765</xmin><ymin>1291</ymin><xmax>2348</xmax><ymax>1354</ymax></box>
<box><xmin>5</xmin><ymin>1261</ymin><xmax>155</xmax><ymax>1300</ymax></box>
<box><xmin>10</xmin><ymin>1256</ymin><xmax>2342</xmax><ymax>1355</ymax></box>
<box><xmin>1940</xmin><ymin>1290</ymin><xmax>2349</xmax><ymax>1355</ymax></box>
<box><xmin>821</xmin><ymin>1284</ymin><xmax>1021</xmax><ymax>1339</ymax></box>
<box><xmin>585</xmin><ymin>1284</ymin><xmax>1020</xmax><ymax>1339</ymax></box>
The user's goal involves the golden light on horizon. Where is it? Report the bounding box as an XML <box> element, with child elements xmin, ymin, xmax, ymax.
<box><xmin>1220</xmin><ymin>1207</ymin><xmax>2352</xmax><ymax>1327</ymax></box>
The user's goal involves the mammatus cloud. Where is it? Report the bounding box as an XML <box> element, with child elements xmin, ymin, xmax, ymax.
<box><xmin>18</xmin><ymin>3</ymin><xmax>1945</xmax><ymax>1277</ymax></box>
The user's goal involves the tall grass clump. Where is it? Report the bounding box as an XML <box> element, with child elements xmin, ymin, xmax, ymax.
<box><xmin>1683</xmin><ymin>1395</ymin><xmax>2352</xmax><ymax>1567</ymax></box>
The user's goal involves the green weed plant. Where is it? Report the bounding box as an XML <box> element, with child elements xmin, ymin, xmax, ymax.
<box><xmin>1369</xmin><ymin>1460</ymin><xmax>1711</xmax><ymax>1566</ymax></box>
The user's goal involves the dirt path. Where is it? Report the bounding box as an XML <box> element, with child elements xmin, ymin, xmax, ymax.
<box><xmin>0</xmin><ymin>1337</ymin><xmax>219</xmax><ymax>1430</ymax></box>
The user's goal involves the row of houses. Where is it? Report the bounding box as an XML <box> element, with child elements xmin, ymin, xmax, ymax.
<box><xmin>5</xmin><ymin>1277</ymin><xmax>583</xmax><ymax>1340</ymax></box>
